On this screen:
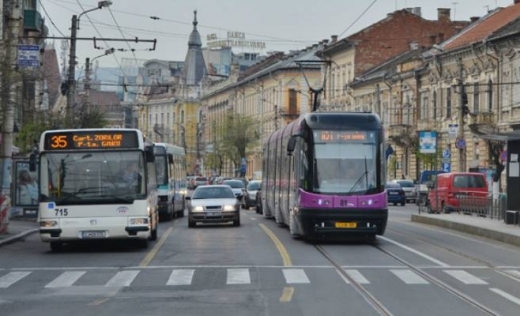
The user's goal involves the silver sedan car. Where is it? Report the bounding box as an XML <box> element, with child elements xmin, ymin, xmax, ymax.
<box><xmin>186</xmin><ymin>185</ymin><xmax>241</xmax><ymax>227</ymax></box>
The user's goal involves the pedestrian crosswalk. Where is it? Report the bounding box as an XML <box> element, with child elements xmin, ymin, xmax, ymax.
<box><xmin>0</xmin><ymin>267</ymin><xmax>516</xmax><ymax>291</ymax></box>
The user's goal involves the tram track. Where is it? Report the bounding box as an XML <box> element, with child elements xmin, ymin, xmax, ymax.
<box><xmin>314</xmin><ymin>241</ymin><xmax>501</xmax><ymax>316</ymax></box>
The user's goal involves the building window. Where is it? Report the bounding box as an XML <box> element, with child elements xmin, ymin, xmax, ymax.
<box><xmin>446</xmin><ymin>87</ymin><xmax>452</xmax><ymax>118</ymax></box>
<box><xmin>289</xmin><ymin>89</ymin><xmax>297</xmax><ymax>115</ymax></box>
<box><xmin>487</xmin><ymin>79</ymin><xmax>493</xmax><ymax>111</ymax></box>
<box><xmin>473</xmin><ymin>82</ymin><xmax>479</xmax><ymax>113</ymax></box>
<box><xmin>181</xmin><ymin>110</ymin><xmax>184</xmax><ymax>123</ymax></box>
<box><xmin>422</xmin><ymin>93</ymin><xmax>429</xmax><ymax>120</ymax></box>
<box><xmin>432</xmin><ymin>90</ymin><xmax>437</xmax><ymax>119</ymax></box>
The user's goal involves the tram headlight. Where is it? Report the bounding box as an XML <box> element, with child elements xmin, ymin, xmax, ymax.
<box><xmin>129</xmin><ymin>217</ymin><xmax>149</xmax><ymax>225</ymax></box>
<box><xmin>40</xmin><ymin>220</ymin><xmax>58</xmax><ymax>228</ymax></box>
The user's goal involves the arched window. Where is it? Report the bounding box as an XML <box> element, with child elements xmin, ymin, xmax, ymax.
<box><xmin>432</xmin><ymin>90</ymin><xmax>437</xmax><ymax>119</ymax></box>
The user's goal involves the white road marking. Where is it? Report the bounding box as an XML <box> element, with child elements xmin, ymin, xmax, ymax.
<box><xmin>505</xmin><ymin>270</ymin><xmax>520</xmax><ymax>279</ymax></box>
<box><xmin>105</xmin><ymin>271</ymin><xmax>139</xmax><ymax>287</ymax></box>
<box><xmin>344</xmin><ymin>269</ymin><xmax>370</xmax><ymax>284</ymax></box>
<box><xmin>379</xmin><ymin>236</ymin><xmax>450</xmax><ymax>267</ymax></box>
<box><xmin>166</xmin><ymin>269</ymin><xmax>194</xmax><ymax>286</ymax></box>
<box><xmin>45</xmin><ymin>271</ymin><xmax>86</xmax><ymax>288</ymax></box>
<box><xmin>390</xmin><ymin>269</ymin><xmax>429</xmax><ymax>284</ymax></box>
<box><xmin>282</xmin><ymin>269</ymin><xmax>310</xmax><ymax>284</ymax></box>
<box><xmin>490</xmin><ymin>288</ymin><xmax>520</xmax><ymax>306</ymax></box>
<box><xmin>444</xmin><ymin>270</ymin><xmax>488</xmax><ymax>285</ymax></box>
<box><xmin>226</xmin><ymin>269</ymin><xmax>251</xmax><ymax>284</ymax></box>
<box><xmin>0</xmin><ymin>272</ymin><xmax>31</xmax><ymax>288</ymax></box>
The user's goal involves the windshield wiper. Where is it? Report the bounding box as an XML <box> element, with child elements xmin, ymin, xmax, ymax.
<box><xmin>349</xmin><ymin>156</ymin><xmax>368</xmax><ymax>194</ymax></box>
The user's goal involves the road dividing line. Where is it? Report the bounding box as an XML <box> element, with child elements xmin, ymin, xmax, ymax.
<box><xmin>280</xmin><ymin>287</ymin><xmax>294</xmax><ymax>302</ymax></box>
<box><xmin>379</xmin><ymin>236</ymin><xmax>450</xmax><ymax>267</ymax></box>
<box><xmin>444</xmin><ymin>270</ymin><xmax>488</xmax><ymax>285</ymax></box>
<box><xmin>139</xmin><ymin>226</ymin><xmax>174</xmax><ymax>267</ymax></box>
<box><xmin>45</xmin><ymin>271</ymin><xmax>86</xmax><ymax>288</ymax></box>
<box><xmin>490</xmin><ymin>288</ymin><xmax>520</xmax><ymax>306</ymax></box>
<box><xmin>0</xmin><ymin>272</ymin><xmax>31</xmax><ymax>288</ymax></box>
<box><xmin>259</xmin><ymin>223</ymin><xmax>292</xmax><ymax>266</ymax></box>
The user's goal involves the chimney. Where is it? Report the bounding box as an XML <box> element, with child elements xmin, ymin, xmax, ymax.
<box><xmin>331</xmin><ymin>35</ymin><xmax>338</xmax><ymax>43</ymax></box>
<box><xmin>437</xmin><ymin>8</ymin><xmax>451</xmax><ymax>21</ymax></box>
<box><xmin>413</xmin><ymin>7</ymin><xmax>422</xmax><ymax>17</ymax></box>
<box><xmin>322</xmin><ymin>39</ymin><xmax>329</xmax><ymax>45</ymax></box>
<box><xmin>470</xmin><ymin>16</ymin><xmax>480</xmax><ymax>23</ymax></box>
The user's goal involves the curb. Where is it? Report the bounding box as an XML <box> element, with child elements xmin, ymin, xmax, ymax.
<box><xmin>411</xmin><ymin>214</ymin><xmax>520</xmax><ymax>248</ymax></box>
<box><xmin>0</xmin><ymin>229</ymin><xmax>39</xmax><ymax>247</ymax></box>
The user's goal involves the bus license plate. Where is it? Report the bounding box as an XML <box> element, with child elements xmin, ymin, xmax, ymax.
<box><xmin>81</xmin><ymin>231</ymin><xmax>106</xmax><ymax>239</ymax></box>
<box><xmin>335</xmin><ymin>222</ymin><xmax>357</xmax><ymax>229</ymax></box>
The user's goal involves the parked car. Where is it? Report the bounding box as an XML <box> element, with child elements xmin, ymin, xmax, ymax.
<box><xmin>222</xmin><ymin>179</ymin><xmax>247</xmax><ymax>200</ymax></box>
<box><xmin>185</xmin><ymin>185</ymin><xmax>241</xmax><ymax>227</ymax></box>
<box><xmin>243</xmin><ymin>180</ymin><xmax>261</xmax><ymax>209</ymax></box>
<box><xmin>391</xmin><ymin>179</ymin><xmax>417</xmax><ymax>203</ymax></box>
<box><xmin>386</xmin><ymin>182</ymin><xmax>406</xmax><ymax>206</ymax></box>
<box><xmin>427</xmin><ymin>172</ymin><xmax>488</xmax><ymax>213</ymax></box>
<box><xmin>416</xmin><ymin>170</ymin><xmax>445</xmax><ymax>205</ymax></box>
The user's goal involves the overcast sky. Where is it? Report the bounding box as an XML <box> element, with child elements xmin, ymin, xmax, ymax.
<box><xmin>41</xmin><ymin>0</ymin><xmax>513</xmax><ymax>73</ymax></box>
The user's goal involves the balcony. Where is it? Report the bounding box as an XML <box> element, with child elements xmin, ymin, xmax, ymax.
<box><xmin>387</xmin><ymin>124</ymin><xmax>417</xmax><ymax>147</ymax></box>
<box><xmin>24</xmin><ymin>9</ymin><xmax>43</xmax><ymax>33</ymax></box>
<box><xmin>416</xmin><ymin>120</ymin><xmax>435</xmax><ymax>131</ymax></box>
<box><xmin>469</xmin><ymin>112</ymin><xmax>496</xmax><ymax>126</ymax></box>
<box><xmin>387</xmin><ymin>124</ymin><xmax>411</xmax><ymax>138</ymax></box>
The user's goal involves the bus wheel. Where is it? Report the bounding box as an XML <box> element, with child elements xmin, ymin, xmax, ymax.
<box><xmin>50</xmin><ymin>241</ymin><xmax>63</xmax><ymax>252</ymax></box>
<box><xmin>139</xmin><ymin>239</ymin><xmax>149</xmax><ymax>249</ymax></box>
<box><xmin>150</xmin><ymin>225</ymin><xmax>158</xmax><ymax>241</ymax></box>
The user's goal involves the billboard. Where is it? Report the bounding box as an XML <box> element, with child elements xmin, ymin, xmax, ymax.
<box><xmin>418</xmin><ymin>131</ymin><xmax>437</xmax><ymax>154</ymax></box>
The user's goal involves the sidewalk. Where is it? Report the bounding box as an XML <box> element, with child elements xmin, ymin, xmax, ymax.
<box><xmin>0</xmin><ymin>217</ymin><xmax>39</xmax><ymax>247</ymax></box>
<box><xmin>412</xmin><ymin>212</ymin><xmax>520</xmax><ymax>247</ymax></box>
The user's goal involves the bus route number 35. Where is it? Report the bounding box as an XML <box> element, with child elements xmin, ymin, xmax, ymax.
<box><xmin>51</xmin><ymin>135</ymin><xmax>68</xmax><ymax>149</ymax></box>
<box><xmin>55</xmin><ymin>208</ymin><xmax>69</xmax><ymax>216</ymax></box>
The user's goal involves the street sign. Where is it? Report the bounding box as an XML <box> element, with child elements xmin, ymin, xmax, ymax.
<box><xmin>448</xmin><ymin>124</ymin><xmax>458</xmax><ymax>139</ymax></box>
<box><xmin>442</xmin><ymin>163</ymin><xmax>451</xmax><ymax>172</ymax></box>
<box><xmin>17</xmin><ymin>45</ymin><xmax>40</xmax><ymax>68</ymax></box>
<box><xmin>441</xmin><ymin>157</ymin><xmax>451</xmax><ymax>164</ymax></box>
<box><xmin>455</xmin><ymin>138</ymin><xmax>466</xmax><ymax>149</ymax></box>
<box><xmin>442</xmin><ymin>149</ymin><xmax>451</xmax><ymax>158</ymax></box>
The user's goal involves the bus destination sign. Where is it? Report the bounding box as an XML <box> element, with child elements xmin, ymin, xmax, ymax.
<box><xmin>43</xmin><ymin>131</ymin><xmax>139</xmax><ymax>150</ymax></box>
<box><xmin>317</xmin><ymin>130</ymin><xmax>369</xmax><ymax>142</ymax></box>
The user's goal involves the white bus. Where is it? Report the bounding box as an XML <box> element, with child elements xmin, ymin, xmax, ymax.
<box><xmin>154</xmin><ymin>143</ymin><xmax>187</xmax><ymax>220</ymax></box>
<box><xmin>34</xmin><ymin>128</ymin><xmax>158</xmax><ymax>251</ymax></box>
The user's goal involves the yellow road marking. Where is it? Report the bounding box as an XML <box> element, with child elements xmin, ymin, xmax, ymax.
<box><xmin>88</xmin><ymin>297</ymin><xmax>110</xmax><ymax>306</ymax></box>
<box><xmin>259</xmin><ymin>223</ymin><xmax>292</xmax><ymax>266</ymax></box>
<box><xmin>139</xmin><ymin>225</ymin><xmax>174</xmax><ymax>267</ymax></box>
<box><xmin>279</xmin><ymin>287</ymin><xmax>295</xmax><ymax>302</ymax></box>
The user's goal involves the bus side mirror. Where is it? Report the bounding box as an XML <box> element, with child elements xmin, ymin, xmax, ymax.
<box><xmin>168</xmin><ymin>153</ymin><xmax>174</xmax><ymax>164</ymax></box>
<box><xmin>287</xmin><ymin>136</ymin><xmax>297</xmax><ymax>156</ymax></box>
<box><xmin>145</xmin><ymin>146</ymin><xmax>155</xmax><ymax>162</ymax></box>
<box><xmin>29</xmin><ymin>153</ymin><xmax>37</xmax><ymax>172</ymax></box>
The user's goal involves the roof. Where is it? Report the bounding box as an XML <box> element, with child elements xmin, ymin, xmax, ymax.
<box><xmin>443</xmin><ymin>4</ymin><xmax>520</xmax><ymax>50</ymax></box>
<box><xmin>182</xmin><ymin>11</ymin><xmax>206</xmax><ymax>86</ymax></box>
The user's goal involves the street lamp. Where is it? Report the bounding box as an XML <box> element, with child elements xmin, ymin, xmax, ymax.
<box><xmin>84</xmin><ymin>48</ymin><xmax>115</xmax><ymax>114</ymax></box>
<box><xmin>66</xmin><ymin>0</ymin><xmax>113</xmax><ymax>125</ymax></box>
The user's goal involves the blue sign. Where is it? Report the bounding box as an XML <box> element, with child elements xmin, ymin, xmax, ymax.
<box><xmin>442</xmin><ymin>163</ymin><xmax>451</xmax><ymax>172</ymax></box>
<box><xmin>17</xmin><ymin>45</ymin><xmax>40</xmax><ymax>68</ymax></box>
<box><xmin>419</xmin><ymin>131</ymin><xmax>437</xmax><ymax>154</ymax></box>
<box><xmin>240</xmin><ymin>157</ymin><xmax>246</xmax><ymax>173</ymax></box>
<box><xmin>442</xmin><ymin>149</ymin><xmax>451</xmax><ymax>158</ymax></box>
<box><xmin>456</xmin><ymin>138</ymin><xmax>466</xmax><ymax>149</ymax></box>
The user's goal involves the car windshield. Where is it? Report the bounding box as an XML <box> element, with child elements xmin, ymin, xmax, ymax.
<box><xmin>192</xmin><ymin>187</ymin><xmax>235</xmax><ymax>199</ymax></box>
<box><xmin>397</xmin><ymin>180</ymin><xmax>414</xmax><ymax>187</ymax></box>
<box><xmin>223</xmin><ymin>180</ymin><xmax>244</xmax><ymax>188</ymax></box>
<box><xmin>247</xmin><ymin>182</ymin><xmax>261</xmax><ymax>190</ymax></box>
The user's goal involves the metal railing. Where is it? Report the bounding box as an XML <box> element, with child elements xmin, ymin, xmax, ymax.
<box><xmin>458</xmin><ymin>195</ymin><xmax>507</xmax><ymax>220</ymax></box>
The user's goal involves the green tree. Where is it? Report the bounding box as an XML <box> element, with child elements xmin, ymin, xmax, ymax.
<box><xmin>219</xmin><ymin>113</ymin><xmax>259</xmax><ymax>172</ymax></box>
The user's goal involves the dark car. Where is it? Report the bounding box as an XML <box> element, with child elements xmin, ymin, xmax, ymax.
<box><xmin>243</xmin><ymin>180</ymin><xmax>261</xmax><ymax>209</ymax></box>
<box><xmin>386</xmin><ymin>182</ymin><xmax>406</xmax><ymax>206</ymax></box>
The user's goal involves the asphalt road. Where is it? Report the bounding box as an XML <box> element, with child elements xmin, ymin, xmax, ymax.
<box><xmin>1</xmin><ymin>203</ymin><xmax>520</xmax><ymax>316</ymax></box>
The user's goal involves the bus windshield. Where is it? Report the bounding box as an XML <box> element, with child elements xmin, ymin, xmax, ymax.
<box><xmin>314</xmin><ymin>143</ymin><xmax>377</xmax><ymax>194</ymax></box>
<box><xmin>40</xmin><ymin>151</ymin><xmax>146</xmax><ymax>205</ymax></box>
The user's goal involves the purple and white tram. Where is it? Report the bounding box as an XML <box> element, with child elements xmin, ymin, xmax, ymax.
<box><xmin>261</xmin><ymin>112</ymin><xmax>388</xmax><ymax>240</ymax></box>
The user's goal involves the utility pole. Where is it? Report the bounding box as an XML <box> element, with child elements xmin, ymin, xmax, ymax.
<box><xmin>66</xmin><ymin>14</ymin><xmax>78</xmax><ymax>127</ymax></box>
<box><xmin>0</xmin><ymin>0</ymin><xmax>22</xmax><ymax>234</ymax></box>
<box><xmin>84</xmin><ymin>57</ymin><xmax>91</xmax><ymax>116</ymax></box>
<box><xmin>457</xmin><ymin>57</ymin><xmax>466</xmax><ymax>172</ymax></box>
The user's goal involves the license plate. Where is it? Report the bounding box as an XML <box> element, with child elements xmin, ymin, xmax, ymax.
<box><xmin>335</xmin><ymin>222</ymin><xmax>357</xmax><ymax>228</ymax></box>
<box><xmin>81</xmin><ymin>231</ymin><xmax>106</xmax><ymax>239</ymax></box>
<box><xmin>207</xmin><ymin>212</ymin><xmax>221</xmax><ymax>216</ymax></box>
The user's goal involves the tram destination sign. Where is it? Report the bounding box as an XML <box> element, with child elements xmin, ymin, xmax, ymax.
<box><xmin>316</xmin><ymin>130</ymin><xmax>372</xmax><ymax>142</ymax></box>
<box><xmin>43</xmin><ymin>130</ymin><xmax>139</xmax><ymax>150</ymax></box>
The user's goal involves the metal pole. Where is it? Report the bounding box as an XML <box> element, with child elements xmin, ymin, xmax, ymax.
<box><xmin>67</xmin><ymin>15</ymin><xmax>78</xmax><ymax>127</ymax></box>
<box><xmin>458</xmin><ymin>57</ymin><xmax>465</xmax><ymax>172</ymax></box>
<box><xmin>85</xmin><ymin>57</ymin><xmax>90</xmax><ymax>116</ymax></box>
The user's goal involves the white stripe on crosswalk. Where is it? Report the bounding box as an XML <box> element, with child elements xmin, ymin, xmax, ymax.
<box><xmin>167</xmin><ymin>269</ymin><xmax>194</xmax><ymax>286</ymax></box>
<box><xmin>0</xmin><ymin>272</ymin><xmax>31</xmax><ymax>288</ymax></box>
<box><xmin>227</xmin><ymin>269</ymin><xmax>250</xmax><ymax>284</ymax></box>
<box><xmin>344</xmin><ymin>269</ymin><xmax>370</xmax><ymax>284</ymax></box>
<box><xmin>506</xmin><ymin>270</ymin><xmax>520</xmax><ymax>279</ymax></box>
<box><xmin>444</xmin><ymin>270</ymin><xmax>488</xmax><ymax>285</ymax></box>
<box><xmin>45</xmin><ymin>271</ymin><xmax>86</xmax><ymax>288</ymax></box>
<box><xmin>390</xmin><ymin>269</ymin><xmax>429</xmax><ymax>284</ymax></box>
<box><xmin>105</xmin><ymin>271</ymin><xmax>139</xmax><ymax>287</ymax></box>
<box><xmin>283</xmin><ymin>269</ymin><xmax>310</xmax><ymax>284</ymax></box>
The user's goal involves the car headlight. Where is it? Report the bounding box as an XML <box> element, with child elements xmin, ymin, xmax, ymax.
<box><xmin>192</xmin><ymin>206</ymin><xmax>204</xmax><ymax>212</ymax></box>
<box><xmin>40</xmin><ymin>220</ymin><xmax>59</xmax><ymax>228</ymax></box>
<box><xmin>223</xmin><ymin>205</ymin><xmax>236</xmax><ymax>211</ymax></box>
<box><xmin>129</xmin><ymin>217</ymin><xmax>149</xmax><ymax>225</ymax></box>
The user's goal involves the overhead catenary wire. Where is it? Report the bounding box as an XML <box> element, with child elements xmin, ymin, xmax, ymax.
<box><xmin>338</xmin><ymin>0</ymin><xmax>379</xmax><ymax>38</ymax></box>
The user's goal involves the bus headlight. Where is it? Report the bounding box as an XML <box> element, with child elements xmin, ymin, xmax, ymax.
<box><xmin>129</xmin><ymin>217</ymin><xmax>149</xmax><ymax>225</ymax></box>
<box><xmin>223</xmin><ymin>205</ymin><xmax>235</xmax><ymax>211</ymax></box>
<box><xmin>192</xmin><ymin>206</ymin><xmax>204</xmax><ymax>212</ymax></box>
<box><xmin>40</xmin><ymin>220</ymin><xmax>59</xmax><ymax>228</ymax></box>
